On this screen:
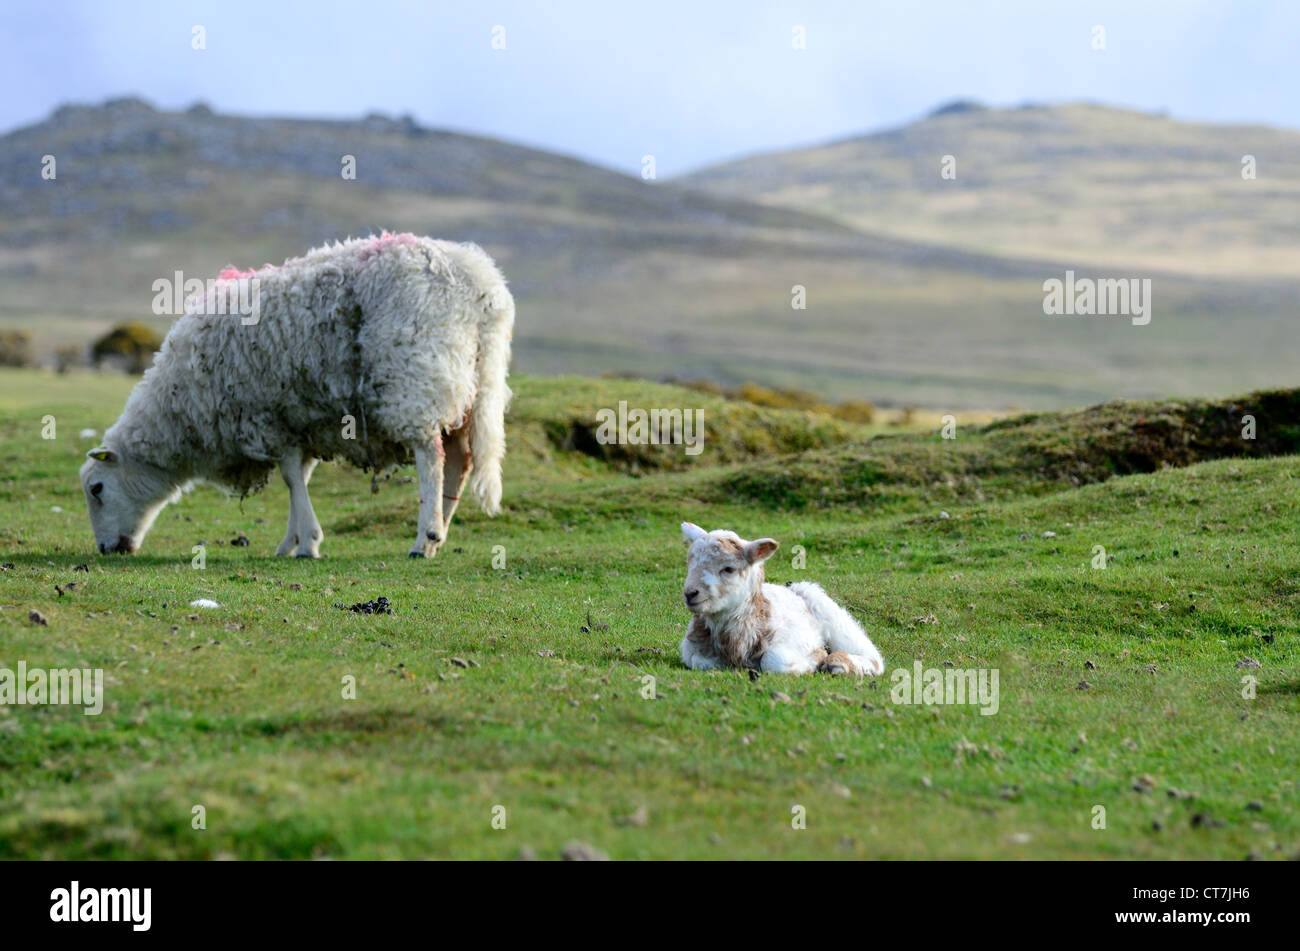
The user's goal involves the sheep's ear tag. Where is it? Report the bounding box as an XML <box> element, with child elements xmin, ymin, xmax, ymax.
<box><xmin>87</xmin><ymin>448</ymin><xmax>117</xmax><ymax>463</ymax></box>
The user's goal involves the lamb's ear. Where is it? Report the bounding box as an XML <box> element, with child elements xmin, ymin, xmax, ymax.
<box><xmin>86</xmin><ymin>448</ymin><xmax>118</xmax><ymax>464</ymax></box>
<box><xmin>745</xmin><ymin>538</ymin><xmax>779</xmax><ymax>564</ymax></box>
<box><xmin>681</xmin><ymin>521</ymin><xmax>708</xmax><ymax>543</ymax></box>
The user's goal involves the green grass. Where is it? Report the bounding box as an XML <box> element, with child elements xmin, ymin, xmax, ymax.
<box><xmin>0</xmin><ymin>368</ymin><xmax>1296</xmax><ymax>859</ymax></box>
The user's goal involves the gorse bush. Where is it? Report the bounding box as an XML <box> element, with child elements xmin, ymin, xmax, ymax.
<box><xmin>0</xmin><ymin>330</ymin><xmax>33</xmax><ymax>368</ymax></box>
<box><xmin>91</xmin><ymin>321</ymin><xmax>164</xmax><ymax>374</ymax></box>
<box><xmin>713</xmin><ymin>388</ymin><xmax>1300</xmax><ymax>510</ymax></box>
<box><xmin>667</xmin><ymin>376</ymin><xmax>875</xmax><ymax>423</ymax></box>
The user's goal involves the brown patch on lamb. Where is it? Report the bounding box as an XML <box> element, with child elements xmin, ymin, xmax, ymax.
<box><xmin>716</xmin><ymin>587</ymin><xmax>773</xmax><ymax>670</ymax></box>
<box><xmin>685</xmin><ymin>614</ymin><xmax>721</xmax><ymax>666</ymax></box>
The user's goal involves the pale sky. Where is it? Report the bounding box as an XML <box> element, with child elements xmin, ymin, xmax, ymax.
<box><xmin>3</xmin><ymin>0</ymin><xmax>1298</xmax><ymax>175</ymax></box>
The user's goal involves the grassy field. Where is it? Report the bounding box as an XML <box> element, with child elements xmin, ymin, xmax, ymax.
<box><xmin>0</xmin><ymin>368</ymin><xmax>1296</xmax><ymax>859</ymax></box>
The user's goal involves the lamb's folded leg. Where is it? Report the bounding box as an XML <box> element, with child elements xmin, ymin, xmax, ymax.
<box><xmin>819</xmin><ymin>651</ymin><xmax>862</xmax><ymax>676</ymax></box>
<box><xmin>276</xmin><ymin>449</ymin><xmax>323</xmax><ymax>557</ymax></box>
<box><xmin>760</xmin><ymin>643</ymin><xmax>823</xmax><ymax>674</ymax></box>
<box><xmin>788</xmin><ymin>581</ymin><xmax>885</xmax><ymax>675</ymax></box>
<box><xmin>409</xmin><ymin>435</ymin><xmax>446</xmax><ymax>559</ymax></box>
<box><xmin>680</xmin><ymin>616</ymin><xmax>724</xmax><ymax>670</ymax></box>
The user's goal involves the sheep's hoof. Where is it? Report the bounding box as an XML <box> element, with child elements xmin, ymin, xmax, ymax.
<box><xmin>411</xmin><ymin>537</ymin><xmax>441</xmax><ymax>558</ymax></box>
<box><xmin>295</xmin><ymin>552</ymin><xmax>320</xmax><ymax>559</ymax></box>
<box><xmin>408</xmin><ymin>550</ymin><xmax>425</xmax><ymax>559</ymax></box>
<box><xmin>820</xmin><ymin>651</ymin><xmax>860</xmax><ymax>676</ymax></box>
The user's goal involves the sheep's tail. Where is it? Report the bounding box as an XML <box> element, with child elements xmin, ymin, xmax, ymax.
<box><xmin>468</xmin><ymin>280</ymin><xmax>514</xmax><ymax>515</ymax></box>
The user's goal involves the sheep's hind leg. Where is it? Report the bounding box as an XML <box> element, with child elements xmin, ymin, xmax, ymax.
<box><xmin>439</xmin><ymin>425</ymin><xmax>472</xmax><ymax>543</ymax></box>
<box><xmin>277</xmin><ymin>449</ymin><xmax>323</xmax><ymax>558</ymax></box>
<box><xmin>789</xmin><ymin>581</ymin><xmax>886</xmax><ymax>676</ymax></box>
<box><xmin>409</xmin><ymin>435</ymin><xmax>447</xmax><ymax>559</ymax></box>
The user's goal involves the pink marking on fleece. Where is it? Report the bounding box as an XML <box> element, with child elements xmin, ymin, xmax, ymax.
<box><xmin>181</xmin><ymin>262</ymin><xmax>275</xmax><ymax>318</ymax></box>
<box><xmin>375</xmin><ymin>230</ymin><xmax>417</xmax><ymax>248</ymax></box>
<box><xmin>216</xmin><ymin>260</ymin><xmax>281</xmax><ymax>283</ymax></box>
<box><xmin>434</xmin><ymin>431</ymin><xmax>446</xmax><ymax>459</ymax></box>
<box><xmin>357</xmin><ymin>231</ymin><xmax>419</xmax><ymax>263</ymax></box>
<box><xmin>218</xmin><ymin>233</ymin><xmax>416</xmax><ymax>281</ymax></box>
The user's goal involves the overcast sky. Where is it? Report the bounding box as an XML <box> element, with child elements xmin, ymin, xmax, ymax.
<box><xmin>4</xmin><ymin>0</ymin><xmax>1298</xmax><ymax>176</ymax></box>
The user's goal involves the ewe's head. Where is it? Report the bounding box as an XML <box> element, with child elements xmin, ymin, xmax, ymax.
<box><xmin>80</xmin><ymin>447</ymin><xmax>174</xmax><ymax>555</ymax></box>
<box><xmin>680</xmin><ymin>521</ymin><xmax>778</xmax><ymax>616</ymax></box>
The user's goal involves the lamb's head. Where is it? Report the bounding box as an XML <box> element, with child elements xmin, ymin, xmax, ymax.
<box><xmin>680</xmin><ymin>521</ymin><xmax>778</xmax><ymax>616</ymax></box>
<box><xmin>80</xmin><ymin>446</ymin><xmax>176</xmax><ymax>554</ymax></box>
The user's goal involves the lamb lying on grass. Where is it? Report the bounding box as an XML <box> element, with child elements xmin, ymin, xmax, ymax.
<box><xmin>678</xmin><ymin>522</ymin><xmax>885</xmax><ymax>676</ymax></box>
<box><xmin>80</xmin><ymin>233</ymin><xmax>513</xmax><ymax>559</ymax></box>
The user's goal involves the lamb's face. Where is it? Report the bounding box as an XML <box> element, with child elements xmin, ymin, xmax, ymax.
<box><xmin>81</xmin><ymin>447</ymin><xmax>166</xmax><ymax>554</ymax></box>
<box><xmin>680</xmin><ymin>522</ymin><xmax>778</xmax><ymax>616</ymax></box>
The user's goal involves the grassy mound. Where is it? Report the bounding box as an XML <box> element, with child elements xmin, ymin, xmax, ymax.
<box><xmin>507</xmin><ymin>375</ymin><xmax>878</xmax><ymax>475</ymax></box>
<box><xmin>713</xmin><ymin>389</ymin><xmax>1300</xmax><ymax>509</ymax></box>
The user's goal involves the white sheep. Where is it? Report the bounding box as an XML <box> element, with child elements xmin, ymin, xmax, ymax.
<box><xmin>80</xmin><ymin>233</ymin><xmax>513</xmax><ymax>559</ymax></box>
<box><xmin>678</xmin><ymin>522</ymin><xmax>885</xmax><ymax>676</ymax></box>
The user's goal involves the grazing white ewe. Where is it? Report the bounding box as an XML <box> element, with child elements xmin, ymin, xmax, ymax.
<box><xmin>678</xmin><ymin>522</ymin><xmax>885</xmax><ymax>676</ymax></box>
<box><xmin>80</xmin><ymin>233</ymin><xmax>513</xmax><ymax>559</ymax></box>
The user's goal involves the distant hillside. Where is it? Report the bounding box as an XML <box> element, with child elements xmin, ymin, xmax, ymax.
<box><xmin>0</xmin><ymin>98</ymin><xmax>1296</xmax><ymax>409</ymax></box>
<box><xmin>684</xmin><ymin>102</ymin><xmax>1300</xmax><ymax>279</ymax></box>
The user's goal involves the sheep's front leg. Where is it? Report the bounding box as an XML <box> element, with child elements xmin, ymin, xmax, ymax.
<box><xmin>409</xmin><ymin>435</ymin><xmax>446</xmax><ymax>559</ymax></box>
<box><xmin>276</xmin><ymin>449</ymin><xmax>323</xmax><ymax>558</ymax></box>
<box><xmin>275</xmin><ymin>451</ymin><xmax>298</xmax><ymax>556</ymax></box>
<box><xmin>440</xmin><ymin>425</ymin><xmax>473</xmax><ymax>542</ymax></box>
